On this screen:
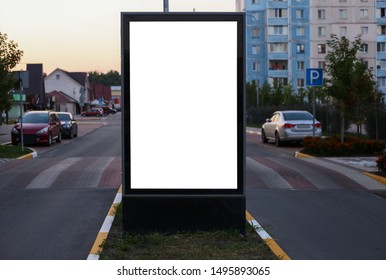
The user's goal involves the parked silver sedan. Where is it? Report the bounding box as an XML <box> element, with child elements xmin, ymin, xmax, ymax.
<box><xmin>261</xmin><ymin>110</ymin><xmax>322</xmax><ymax>146</ymax></box>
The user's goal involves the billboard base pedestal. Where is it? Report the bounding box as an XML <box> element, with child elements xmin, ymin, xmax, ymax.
<box><xmin>122</xmin><ymin>195</ymin><xmax>245</xmax><ymax>235</ymax></box>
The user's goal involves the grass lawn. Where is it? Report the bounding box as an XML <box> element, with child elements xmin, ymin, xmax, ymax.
<box><xmin>0</xmin><ymin>145</ymin><xmax>32</xmax><ymax>158</ymax></box>
<box><xmin>99</xmin><ymin>204</ymin><xmax>278</xmax><ymax>260</ymax></box>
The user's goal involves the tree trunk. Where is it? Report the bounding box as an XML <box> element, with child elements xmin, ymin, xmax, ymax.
<box><xmin>340</xmin><ymin>110</ymin><xmax>345</xmax><ymax>143</ymax></box>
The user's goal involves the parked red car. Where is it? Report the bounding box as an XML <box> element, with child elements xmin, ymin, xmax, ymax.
<box><xmin>81</xmin><ymin>108</ymin><xmax>103</xmax><ymax>117</ymax></box>
<box><xmin>11</xmin><ymin>110</ymin><xmax>62</xmax><ymax>146</ymax></box>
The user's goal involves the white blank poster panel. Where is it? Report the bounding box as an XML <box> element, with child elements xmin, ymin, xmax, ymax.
<box><xmin>130</xmin><ymin>21</ymin><xmax>237</xmax><ymax>189</ymax></box>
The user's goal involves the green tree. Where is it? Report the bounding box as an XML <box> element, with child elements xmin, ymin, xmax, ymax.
<box><xmin>259</xmin><ymin>82</ymin><xmax>272</xmax><ymax>106</ymax></box>
<box><xmin>324</xmin><ymin>34</ymin><xmax>375</xmax><ymax>142</ymax></box>
<box><xmin>88</xmin><ymin>70</ymin><xmax>121</xmax><ymax>86</ymax></box>
<box><xmin>0</xmin><ymin>33</ymin><xmax>23</xmax><ymax>125</ymax></box>
<box><xmin>283</xmin><ymin>84</ymin><xmax>296</xmax><ymax>105</ymax></box>
<box><xmin>246</xmin><ymin>80</ymin><xmax>258</xmax><ymax>108</ymax></box>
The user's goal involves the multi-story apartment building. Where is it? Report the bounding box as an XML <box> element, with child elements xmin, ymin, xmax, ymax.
<box><xmin>377</xmin><ymin>1</ymin><xmax>386</xmax><ymax>93</ymax></box>
<box><xmin>237</xmin><ymin>0</ymin><xmax>381</xmax><ymax>94</ymax></box>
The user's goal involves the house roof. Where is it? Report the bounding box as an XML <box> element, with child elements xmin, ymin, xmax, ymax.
<box><xmin>47</xmin><ymin>68</ymin><xmax>87</xmax><ymax>86</ymax></box>
<box><xmin>64</xmin><ymin>71</ymin><xmax>87</xmax><ymax>86</ymax></box>
<box><xmin>46</xmin><ymin>90</ymin><xmax>78</xmax><ymax>104</ymax></box>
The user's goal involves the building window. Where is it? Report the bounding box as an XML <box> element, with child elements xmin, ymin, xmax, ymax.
<box><xmin>360</xmin><ymin>9</ymin><xmax>368</xmax><ymax>19</ymax></box>
<box><xmin>318</xmin><ymin>44</ymin><xmax>326</xmax><ymax>54</ymax></box>
<box><xmin>339</xmin><ymin>9</ymin><xmax>347</xmax><ymax>19</ymax></box>
<box><xmin>297</xmin><ymin>44</ymin><xmax>305</xmax><ymax>53</ymax></box>
<box><xmin>297</xmin><ymin>61</ymin><xmax>305</xmax><ymax>70</ymax></box>
<box><xmin>269</xmin><ymin>43</ymin><xmax>288</xmax><ymax>52</ymax></box>
<box><xmin>318</xmin><ymin>26</ymin><xmax>326</xmax><ymax>37</ymax></box>
<box><xmin>56</xmin><ymin>74</ymin><xmax>60</xmax><ymax>80</ymax></box>
<box><xmin>252</xmin><ymin>45</ymin><xmax>259</xmax><ymax>54</ymax></box>
<box><xmin>378</xmin><ymin>43</ymin><xmax>386</xmax><ymax>52</ymax></box>
<box><xmin>318</xmin><ymin>10</ymin><xmax>326</xmax><ymax>20</ymax></box>
<box><xmin>296</xmin><ymin>10</ymin><xmax>304</xmax><ymax>19</ymax></box>
<box><xmin>275</xmin><ymin>9</ymin><xmax>282</xmax><ymax>18</ymax></box>
<box><xmin>252</xmin><ymin>27</ymin><xmax>259</xmax><ymax>38</ymax></box>
<box><xmin>251</xmin><ymin>12</ymin><xmax>259</xmax><ymax>21</ymax></box>
<box><xmin>296</xmin><ymin>27</ymin><xmax>305</xmax><ymax>36</ymax></box>
<box><xmin>273</xmin><ymin>78</ymin><xmax>288</xmax><ymax>86</ymax></box>
<box><xmin>340</xmin><ymin>26</ymin><xmax>347</xmax><ymax>36</ymax></box>
<box><xmin>360</xmin><ymin>44</ymin><xmax>368</xmax><ymax>53</ymax></box>
<box><xmin>381</xmin><ymin>8</ymin><xmax>386</xmax><ymax>18</ymax></box>
<box><xmin>252</xmin><ymin>62</ymin><xmax>259</xmax><ymax>72</ymax></box>
<box><xmin>297</xmin><ymin>79</ymin><xmax>305</xmax><ymax>87</ymax></box>
<box><xmin>377</xmin><ymin>77</ymin><xmax>386</xmax><ymax>87</ymax></box>
<box><xmin>361</xmin><ymin>26</ymin><xmax>369</xmax><ymax>35</ymax></box>
<box><xmin>379</xmin><ymin>60</ymin><xmax>386</xmax><ymax>69</ymax></box>
<box><xmin>318</xmin><ymin>61</ymin><xmax>326</xmax><ymax>69</ymax></box>
<box><xmin>252</xmin><ymin>0</ymin><xmax>259</xmax><ymax>4</ymax></box>
<box><xmin>268</xmin><ymin>26</ymin><xmax>288</xmax><ymax>35</ymax></box>
<box><xmin>380</xmin><ymin>26</ymin><xmax>386</xmax><ymax>35</ymax></box>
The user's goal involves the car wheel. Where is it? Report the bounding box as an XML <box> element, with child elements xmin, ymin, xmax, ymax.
<box><xmin>275</xmin><ymin>132</ymin><xmax>281</xmax><ymax>147</ymax></box>
<box><xmin>57</xmin><ymin>132</ymin><xmax>62</xmax><ymax>143</ymax></box>
<box><xmin>47</xmin><ymin>134</ymin><xmax>52</xmax><ymax>146</ymax></box>
<box><xmin>261</xmin><ymin>129</ymin><xmax>268</xmax><ymax>143</ymax></box>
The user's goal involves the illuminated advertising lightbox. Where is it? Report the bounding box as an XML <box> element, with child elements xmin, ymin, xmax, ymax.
<box><xmin>122</xmin><ymin>13</ymin><xmax>245</xmax><ymax>194</ymax></box>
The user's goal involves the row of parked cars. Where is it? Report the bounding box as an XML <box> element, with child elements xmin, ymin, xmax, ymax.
<box><xmin>11</xmin><ymin>109</ymin><xmax>319</xmax><ymax>148</ymax></box>
<box><xmin>11</xmin><ymin>110</ymin><xmax>78</xmax><ymax>146</ymax></box>
<box><xmin>81</xmin><ymin>106</ymin><xmax>117</xmax><ymax>117</ymax></box>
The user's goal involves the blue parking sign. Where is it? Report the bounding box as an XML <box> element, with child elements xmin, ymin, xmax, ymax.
<box><xmin>306</xmin><ymin>68</ymin><xmax>323</xmax><ymax>86</ymax></box>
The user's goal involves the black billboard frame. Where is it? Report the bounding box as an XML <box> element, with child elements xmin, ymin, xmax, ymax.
<box><xmin>121</xmin><ymin>12</ymin><xmax>246</xmax><ymax>233</ymax></box>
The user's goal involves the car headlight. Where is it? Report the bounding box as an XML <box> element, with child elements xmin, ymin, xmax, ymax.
<box><xmin>37</xmin><ymin>127</ymin><xmax>49</xmax><ymax>135</ymax></box>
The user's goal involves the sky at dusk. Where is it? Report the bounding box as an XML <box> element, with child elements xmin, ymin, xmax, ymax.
<box><xmin>0</xmin><ymin>0</ymin><xmax>235</xmax><ymax>75</ymax></box>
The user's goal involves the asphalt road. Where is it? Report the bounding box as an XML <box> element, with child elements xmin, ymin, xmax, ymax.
<box><xmin>2</xmin><ymin>116</ymin><xmax>386</xmax><ymax>260</ymax></box>
<box><xmin>246</xmin><ymin>132</ymin><xmax>386</xmax><ymax>259</ymax></box>
<box><xmin>0</xmin><ymin>114</ymin><xmax>121</xmax><ymax>260</ymax></box>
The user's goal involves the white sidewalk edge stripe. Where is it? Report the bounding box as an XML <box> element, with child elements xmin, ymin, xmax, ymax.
<box><xmin>87</xmin><ymin>185</ymin><xmax>122</xmax><ymax>260</ymax></box>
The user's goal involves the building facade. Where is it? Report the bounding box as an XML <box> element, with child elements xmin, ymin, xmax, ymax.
<box><xmin>238</xmin><ymin>0</ymin><xmax>380</xmax><ymax>94</ymax></box>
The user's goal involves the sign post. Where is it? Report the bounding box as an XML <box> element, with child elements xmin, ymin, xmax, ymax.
<box><xmin>121</xmin><ymin>13</ymin><xmax>245</xmax><ymax>234</ymax></box>
<box><xmin>306</xmin><ymin>68</ymin><xmax>323</xmax><ymax>137</ymax></box>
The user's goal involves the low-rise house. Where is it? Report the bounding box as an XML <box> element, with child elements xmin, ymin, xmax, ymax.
<box><xmin>45</xmin><ymin>91</ymin><xmax>78</xmax><ymax>114</ymax></box>
<box><xmin>44</xmin><ymin>68</ymin><xmax>90</xmax><ymax>113</ymax></box>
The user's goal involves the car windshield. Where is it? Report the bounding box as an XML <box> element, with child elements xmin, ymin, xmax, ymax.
<box><xmin>22</xmin><ymin>113</ymin><xmax>48</xmax><ymax>123</ymax></box>
<box><xmin>58</xmin><ymin>114</ymin><xmax>71</xmax><ymax>121</ymax></box>
<box><xmin>283</xmin><ymin>112</ymin><xmax>313</xmax><ymax>121</ymax></box>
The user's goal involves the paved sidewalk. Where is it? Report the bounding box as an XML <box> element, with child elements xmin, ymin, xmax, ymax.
<box><xmin>0</xmin><ymin>123</ymin><xmax>14</xmax><ymax>144</ymax></box>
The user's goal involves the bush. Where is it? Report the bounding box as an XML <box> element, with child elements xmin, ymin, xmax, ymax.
<box><xmin>302</xmin><ymin>136</ymin><xmax>386</xmax><ymax>157</ymax></box>
<box><xmin>376</xmin><ymin>154</ymin><xmax>386</xmax><ymax>172</ymax></box>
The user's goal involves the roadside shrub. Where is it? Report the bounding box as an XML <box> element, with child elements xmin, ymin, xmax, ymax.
<box><xmin>376</xmin><ymin>154</ymin><xmax>386</xmax><ymax>172</ymax></box>
<box><xmin>302</xmin><ymin>136</ymin><xmax>386</xmax><ymax>157</ymax></box>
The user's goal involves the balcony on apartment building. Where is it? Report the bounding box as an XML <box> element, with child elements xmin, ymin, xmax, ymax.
<box><xmin>268</xmin><ymin>60</ymin><xmax>288</xmax><ymax>77</ymax></box>
<box><xmin>267</xmin><ymin>0</ymin><xmax>287</xmax><ymax>9</ymax></box>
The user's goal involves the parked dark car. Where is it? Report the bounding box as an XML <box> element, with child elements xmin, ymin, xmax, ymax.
<box><xmin>57</xmin><ymin>112</ymin><xmax>78</xmax><ymax>139</ymax></box>
<box><xmin>81</xmin><ymin>108</ymin><xmax>103</xmax><ymax>117</ymax></box>
<box><xmin>11</xmin><ymin>110</ymin><xmax>62</xmax><ymax>146</ymax></box>
<box><xmin>95</xmin><ymin>106</ymin><xmax>116</xmax><ymax>115</ymax></box>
